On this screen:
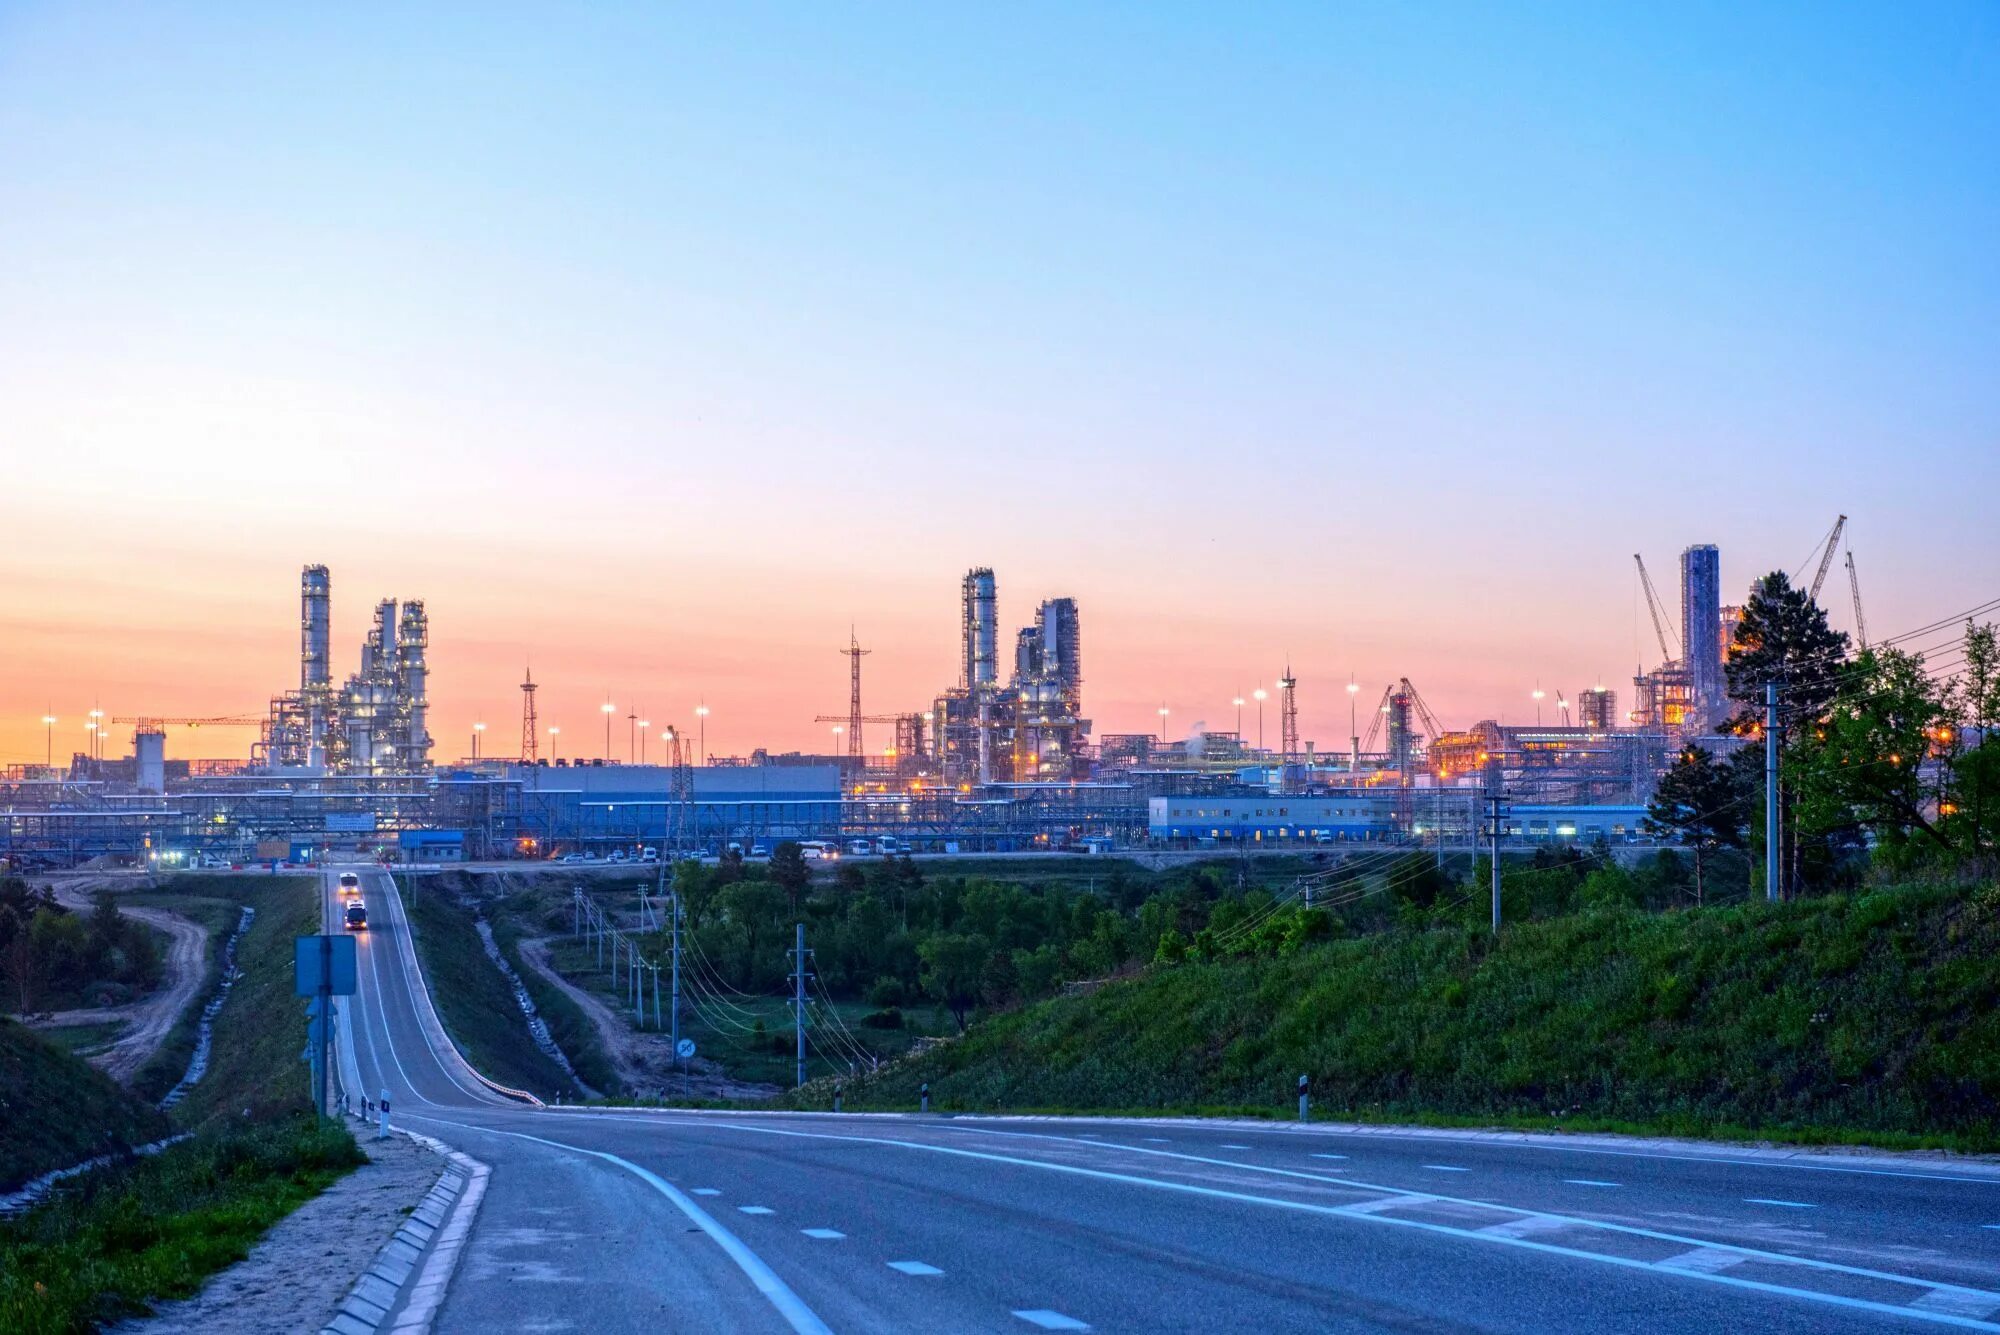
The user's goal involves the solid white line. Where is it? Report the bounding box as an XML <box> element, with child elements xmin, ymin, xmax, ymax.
<box><xmin>1014</xmin><ymin>1310</ymin><xmax>1090</xmax><ymax>1330</ymax></box>
<box><xmin>645</xmin><ymin>1119</ymin><xmax>2000</xmax><ymax>1331</ymax></box>
<box><xmin>1745</xmin><ymin>1198</ymin><xmax>1817</xmax><ymax>1209</ymax></box>
<box><xmin>415</xmin><ymin>1121</ymin><xmax>830</xmax><ymax>1335</ymax></box>
<box><xmin>887</xmin><ymin>1261</ymin><xmax>944</xmax><ymax>1276</ymax></box>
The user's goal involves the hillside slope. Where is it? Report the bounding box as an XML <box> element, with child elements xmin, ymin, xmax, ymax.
<box><xmin>831</xmin><ymin>881</ymin><xmax>2000</xmax><ymax>1146</ymax></box>
<box><xmin>0</xmin><ymin>1021</ymin><xmax>169</xmax><ymax>1192</ymax></box>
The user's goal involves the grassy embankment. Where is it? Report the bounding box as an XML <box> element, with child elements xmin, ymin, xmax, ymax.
<box><xmin>0</xmin><ymin>1021</ymin><xmax>167</xmax><ymax>1193</ymax></box>
<box><xmin>121</xmin><ymin>876</ymin><xmax>252</xmax><ymax>1103</ymax></box>
<box><xmin>0</xmin><ymin>874</ymin><xmax>364</xmax><ymax>1334</ymax></box>
<box><xmin>816</xmin><ymin>880</ymin><xmax>2000</xmax><ymax>1151</ymax></box>
<box><xmin>398</xmin><ymin>873</ymin><xmax>591</xmax><ymax>1100</ymax></box>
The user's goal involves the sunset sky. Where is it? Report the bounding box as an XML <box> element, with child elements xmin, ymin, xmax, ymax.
<box><xmin>2</xmin><ymin>5</ymin><xmax>1996</xmax><ymax>767</ymax></box>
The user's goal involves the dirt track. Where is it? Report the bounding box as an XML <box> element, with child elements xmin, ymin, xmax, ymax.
<box><xmin>516</xmin><ymin>935</ymin><xmax>777</xmax><ymax>1101</ymax></box>
<box><xmin>32</xmin><ymin>884</ymin><xmax>210</xmax><ymax>1086</ymax></box>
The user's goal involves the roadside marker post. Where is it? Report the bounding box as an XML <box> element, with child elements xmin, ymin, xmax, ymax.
<box><xmin>1298</xmin><ymin>1073</ymin><xmax>1310</xmax><ymax>1123</ymax></box>
<box><xmin>378</xmin><ymin>1089</ymin><xmax>391</xmax><ymax>1140</ymax></box>
<box><xmin>920</xmin><ymin>1081</ymin><xmax>931</xmax><ymax>1114</ymax></box>
<box><xmin>834</xmin><ymin>1082</ymin><xmax>844</xmax><ymax>1114</ymax></box>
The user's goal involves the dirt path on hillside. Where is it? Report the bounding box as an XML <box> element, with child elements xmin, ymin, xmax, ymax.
<box><xmin>31</xmin><ymin>885</ymin><xmax>210</xmax><ymax>1086</ymax></box>
<box><xmin>516</xmin><ymin>936</ymin><xmax>778</xmax><ymax>1102</ymax></box>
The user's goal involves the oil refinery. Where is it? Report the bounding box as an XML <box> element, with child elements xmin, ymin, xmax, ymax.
<box><xmin>0</xmin><ymin>535</ymin><xmax>1818</xmax><ymax>869</ymax></box>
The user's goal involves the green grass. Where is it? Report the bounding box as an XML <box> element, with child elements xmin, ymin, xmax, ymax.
<box><xmin>0</xmin><ymin>1021</ymin><xmax>168</xmax><ymax>1192</ymax></box>
<box><xmin>35</xmin><ymin>1021</ymin><xmax>127</xmax><ymax>1058</ymax></box>
<box><xmin>484</xmin><ymin>905</ymin><xmax>623</xmax><ymax>1096</ymax></box>
<box><xmin>118</xmin><ymin>881</ymin><xmax>248</xmax><ymax>1104</ymax></box>
<box><xmin>0</xmin><ymin>1115</ymin><xmax>362</xmax><ymax>1335</ymax></box>
<box><xmin>167</xmin><ymin>876</ymin><xmax>322</xmax><ymax>1127</ymax></box>
<box><xmin>812</xmin><ymin>880</ymin><xmax>2000</xmax><ymax>1149</ymax></box>
<box><xmin>399</xmin><ymin>876</ymin><xmax>587</xmax><ymax>1101</ymax></box>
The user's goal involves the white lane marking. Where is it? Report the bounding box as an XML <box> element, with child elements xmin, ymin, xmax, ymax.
<box><xmin>1142</xmin><ymin>1138</ymin><xmax>1171</xmax><ymax>1144</ymax></box>
<box><xmin>1219</xmin><ymin>1144</ymin><xmax>1251</xmax><ymax>1150</ymax></box>
<box><xmin>693</xmin><ymin>1188</ymin><xmax>722</xmax><ymax>1196</ymax></box>
<box><xmin>801</xmin><ymin>1228</ymin><xmax>845</xmax><ymax>1240</ymax></box>
<box><xmin>1565</xmin><ymin>1179</ymin><xmax>1620</xmax><ymax>1188</ymax></box>
<box><xmin>1916</xmin><ymin>1290</ymin><xmax>2000</xmax><ymax>1320</ymax></box>
<box><xmin>375</xmin><ymin>871</ymin><xmax>521</xmax><ymax>1108</ymax></box>
<box><xmin>1014</xmin><ymin>1310</ymin><xmax>1090</xmax><ymax>1330</ymax></box>
<box><xmin>1310</xmin><ymin>1153</ymin><xmax>1349</xmax><ymax>1161</ymax></box>
<box><xmin>644</xmin><ymin>1118</ymin><xmax>2000</xmax><ymax>1332</ymax></box>
<box><xmin>1480</xmin><ymin>1214</ymin><xmax>1567</xmax><ymax>1240</ymax></box>
<box><xmin>1985</xmin><ymin>1225</ymin><xmax>2000</xmax><ymax>1231</ymax></box>
<box><xmin>1324</xmin><ymin>1194</ymin><xmax>1426</xmax><ymax>1215</ymax></box>
<box><xmin>887</xmin><ymin>1261</ymin><xmax>944</xmax><ymax>1276</ymax></box>
<box><xmin>1661</xmin><ymin>1248</ymin><xmax>1748</xmax><ymax>1274</ymax></box>
<box><xmin>738</xmin><ymin>1205</ymin><xmax>774</xmax><ymax>1215</ymax></box>
<box><xmin>414</xmin><ymin>1122</ymin><xmax>831</xmax><ymax>1335</ymax></box>
<box><xmin>1422</xmin><ymin>1164</ymin><xmax>1470</xmax><ymax>1172</ymax></box>
<box><xmin>1744</xmin><ymin>1198</ymin><xmax>1817</xmax><ymax>1209</ymax></box>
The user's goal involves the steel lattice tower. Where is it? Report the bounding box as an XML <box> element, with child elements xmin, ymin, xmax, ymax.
<box><xmin>1279</xmin><ymin>665</ymin><xmax>1300</xmax><ymax>789</ymax></box>
<box><xmin>841</xmin><ymin>629</ymin><xmax>870</xmax><ymax>761</ymax></box>
<box><xmin>519</xmin><ymin>666</ymin><xmax>539</xmax><ymax>764</ymax></box>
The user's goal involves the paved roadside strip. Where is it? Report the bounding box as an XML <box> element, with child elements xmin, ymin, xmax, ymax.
<box><xmin>321</xmin><ymin>1128</ymin><xmax>490</xmax><ymax>1335</ymax></box>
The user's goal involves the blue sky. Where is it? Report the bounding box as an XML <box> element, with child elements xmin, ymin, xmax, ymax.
<box><xmin>1</xmin><ymin>3</ymin><xmax>1995</xmax><ymax>756</ymax></box>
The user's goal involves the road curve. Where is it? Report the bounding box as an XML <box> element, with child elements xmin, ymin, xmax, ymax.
<box><xmin>328</xmin><ymin>866</ymin><xmax>2000</xmax><ymax>1334</ymax></box>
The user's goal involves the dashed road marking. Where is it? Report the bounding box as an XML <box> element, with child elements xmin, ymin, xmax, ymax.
<box><xmin>692</xmin><ymin>1188</ymin><xmax>721</xmax><ymax>1196</ymax></box>
<box><xmin>1219</xmin><ymin>1144</ymin><xmax>1250</xmax><ymax>1150</ymax></box>
<box><xmin>1660</xmin><ymin>1248</ymin><xmax>1748</xmax><ymax>1274</ymax></box>
<box><xmin>1914</xmin><ymin>1288</ymin><xmax>2000</xmax><ymax>1320</ymax></box>
<box><xmin>1744</xmin><ymin>1198</ymin><xmax>1816</xmax><ymax>1209</ymax></box>
<box><xmin>1565</xmin><ymin>1179</ymin><xmax>1620</xmax><ymax>1188</ymax></box>
<box><xmin>1143</xmin><ymin>1138</ymin><xmax>1171</xmax><ymax>1143</ymax></box>
<box><xmin>1310</xmin><ymin>1153</ymin><xmax>1349</xmax><ymax>1161</ymax></box>
<box><xmin>1014</xmin><ymin>1310</ymin><xmax>1091</xmax><ymax>1330</ymax></box>
<box><xmin>888</xmin><ymin>1261</ymin><xmax>944</xmax><ymax>1276</ymax></box>
<box><xmin>801</xmin><ymin>1228</ymin><xmax>845</xmax><ymax>1240</ymax></box>
<box><xmin>738</xmin><ymin>1205</ymin><xmax>775</xmax><ymax>1215</ymax></box>
<box><xmin>1423</xmin><ymin>1164</ymin><xmax>1470</xmax><ymax>1172</ymax></box>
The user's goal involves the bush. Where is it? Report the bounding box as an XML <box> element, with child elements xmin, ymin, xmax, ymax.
<box><xmin>860</xmin><ymin>1007</ymin><xmax>904</xmax><ymax>1030</ymax></box>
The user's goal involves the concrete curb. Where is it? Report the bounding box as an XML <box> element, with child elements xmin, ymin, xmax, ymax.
<box><xmin>319</xmin><ymin>1129</ymin><xmax>490</xmax><ymax>1335</ymax></box>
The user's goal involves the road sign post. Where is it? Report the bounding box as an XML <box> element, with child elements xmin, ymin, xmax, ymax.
<box><xmin>295</xmin><ymin>934</ymin><xmax>358</xmax><ymax>1121</ymax></box>
<box><xmin>1298</xmin><ymin>1073</ymin><xmax>1310</xmax><ymax>1122</ymax></box>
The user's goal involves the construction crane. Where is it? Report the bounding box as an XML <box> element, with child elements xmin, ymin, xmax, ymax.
<box><xmin>1805</xmin><ymin>514</ymin><xmax>1847</xmax><ymax>602</ymax></box>
<box><xmin>1359</xmin><ymin>684</ymin><xmax>1396</xmax><ymax>754</ymax></box>
<box><xmin>1633</xmin><ymin>554</ymin><xmax>1680</xmax><ymax>664</ymax></box>
<box><xmin>1846</xmin><ymin>547</ymin><xmax>1868</xmax><ymax>649</ymax></box>
<box><xmin>1397</xmin><ymin>677</ymin><xmax>1447</xmax><ymax>745</ymax></box>
<box><xmin>110</xmin><ymin>715</ymin><xmax>261</xmax><ymax>729</ymax></box>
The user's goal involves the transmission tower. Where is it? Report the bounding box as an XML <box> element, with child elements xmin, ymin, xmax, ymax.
<box><xmin>841</xmin><ymin>629</ymin><xmax>870</xmax><ymax>762</ymax></box>
<box><xmin>519</xmin><ymin>666</ymin><xmax>539</xmax><ymax>764</ymax></box>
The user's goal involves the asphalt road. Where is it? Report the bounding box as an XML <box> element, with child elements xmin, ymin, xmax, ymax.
<box><xmin>325</xmin><ymin>867</ymin><xmax>2000</xmax><ymax>1334</ymax></box>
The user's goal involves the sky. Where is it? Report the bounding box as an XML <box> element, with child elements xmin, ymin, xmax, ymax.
<box><xmin>2</xmin><ymin>3</ymin><xmax>1997</xmax><ymax>766</ymax></box>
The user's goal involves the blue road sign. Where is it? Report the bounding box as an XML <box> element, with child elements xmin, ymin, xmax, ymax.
<box><xmin>295</xmin><ymin>935</ymin><xmax>358</xmax><ymax>996</ymax></box>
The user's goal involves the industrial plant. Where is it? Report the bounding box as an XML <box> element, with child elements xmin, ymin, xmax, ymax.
<box><xmin>1</xmin><ymin>531</ymin><xmax>1862</xmax><ymax>869</ymax></box>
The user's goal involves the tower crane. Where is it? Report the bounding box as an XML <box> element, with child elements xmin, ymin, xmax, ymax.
<box><xmin>1633</xmin><ymin>555</ymin><xmax>1680</xmax><ymax>664</ymax></box>
<box><xmin>1846</xmin><ymin>547</ymin><xmax>1868</xmax><ymax>649</ymax></box>
<box><xmin>1806</xmin><ymin>514</ymin><xmax>1847</xmax><ymax>602</ymax></box>
<box><xmin>110</xmin><ymin>715</ymin><xmax>262</xmax><ymax>729</ymax></box>
<box><xmin>1397</xmin><ymin>678</ymin><xmax>1447</xmax><ymax>745</ymax></box>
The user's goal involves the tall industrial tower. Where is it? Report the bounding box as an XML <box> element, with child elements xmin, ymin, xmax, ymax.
<box><xmin>841</xmin><ymin>629</ymin><xmax>870</xmax><ymax>761</ymax></box>
<box><xmin>1278</xmin><ymin>666</ymin><xmax>1300</xmax><ymax>791</ymax></box>
<box><xmin>519</xmin><ymin>667</ymin><xmax>539</xmax><ymax>765</ymax></box>
<box><xmin>962</xmin><ymin>568</ymin><xmax>998</xmax><ymax>691</ymax></box>
<box><xmin>1681</xmin><ymin>544</ymin><xmax>1722</xmax><ymax>723</ymax></box>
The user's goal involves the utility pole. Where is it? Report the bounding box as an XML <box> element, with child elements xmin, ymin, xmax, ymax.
<box><xmin>1487</xmin><ymin>792</ymin><xmax>1504</xmax><ymax>936</ymax></box>
<box><xmin>671</xmin><ymin>886</ymin><xmax>685</xmax><ymax>1096</ymax></box>
<box><xmin>1765</xmin><ymin>680</ymin><xmax>1781</xmax><ymax>903</ymax></box>
<box><xmin>790</xmin><ymin>922</ymin><xmax>808</xmax><ymax>1089</ymax></box>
